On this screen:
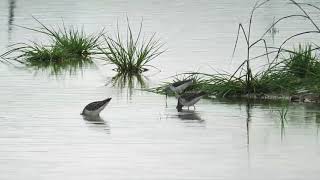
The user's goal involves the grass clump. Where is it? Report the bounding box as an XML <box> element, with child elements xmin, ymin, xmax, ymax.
<box><xmin>99</xmin><ymin>19</ymin><xmax>164</xmax><ymax>74</ymax></box>
<box><xmin>2</xmin><ymin>17</ymin><xmax>103</xmax><ymax>75</ymax></box>
<box><xmin>247</xmin><ymin>44</ymin><xmax>320</xmax><ymax>95</ymax></box>
<box><xmin>50</xmin><ymin>26</ymin><xmax>103</xmax><ymax>59</ymax></box>
<box><xmin>285</xmin><ymin>45</ymin><xmax>320</xmax><ymax>78</ymax></box>
<box><xmin>23</xmin><ymin>44</ymin><xmax>94</xmax><ymax>75</ymax></box>
<box><xmin>24</xmin><ymin>17</ymin><xmax>103</xmax><ymax>59</ymax></box>
<box><xmin>6</xmin><ymin>43</ymin><xmax>94</xmax><ymax>75</ymax></box>
<box><xmin>213</xmin><ymin>44</ymin><xmax>320</xmax><ymax>96</ymax></box>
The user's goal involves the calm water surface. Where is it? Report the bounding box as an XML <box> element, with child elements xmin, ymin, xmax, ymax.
<box><xmin>0</xmin><ymin>0</ymin><xmax>320</xmax><ymax>179</ymax></box>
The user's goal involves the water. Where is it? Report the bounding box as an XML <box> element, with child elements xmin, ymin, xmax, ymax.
<box><xmin>1</xmin><ymin>0</ymin><xmax>320</xmax><ymax>179</ymax></box>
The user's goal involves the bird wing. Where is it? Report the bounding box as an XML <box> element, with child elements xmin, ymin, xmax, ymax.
<box><xmin>84</xmin><ymin>101</ymin><xmax>106</xmax><ymax>111</ymax></box>
<box><xmin>171</xmin><ymin>79</ymin><xmax>192</xmax><ymax>87</ymax></box>
<box><xmin>181</xmin><ymin>92</ymin><xmax>206</xmax><ymax>101</ymax></box>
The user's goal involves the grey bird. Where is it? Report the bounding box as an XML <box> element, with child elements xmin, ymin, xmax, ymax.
<box><xmin>81</xmin><ymin>98</ymin><xmax>112</xmax><ymax>116</ymax></box>
<box><xmin>168</xmin><ymin>79</ymin><xmax>194</xmax><ymax>94</ymax></box>
<box><xmin>176</xmin><ymin>91</ymin><xmax>206</xmax><ymax>112</ymax></box>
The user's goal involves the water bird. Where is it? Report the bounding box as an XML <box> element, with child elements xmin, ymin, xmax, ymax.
<box><xmin>81</xmin><ymin>98</ymin><xmax>112</xmax><ymax>116</ymax></box>
<box><xmin>176</xmin><ymin>91</ymin><xmax>206</xmax><ymax>112</ymax></box>
<box><xmin>169</xmin><ymin>79</ymin><xmax>194</xmax><ymax>94</ymax></box>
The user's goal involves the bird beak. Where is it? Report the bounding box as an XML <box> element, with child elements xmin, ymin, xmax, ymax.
<box><xmin>105</xmin><ymin>98</ymin><xmax>112</xmax><ymax>102</ymax></box>
<box><xmin>176</xmin><ymin>104</ymin><xmax>183</xmax><ymax>112</ymax></box>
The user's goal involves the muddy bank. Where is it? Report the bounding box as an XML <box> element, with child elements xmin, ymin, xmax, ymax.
<box><xmin>223</xmin><ymin>92</ymin><xmax>320</xmax><ymax>103</ymax></box>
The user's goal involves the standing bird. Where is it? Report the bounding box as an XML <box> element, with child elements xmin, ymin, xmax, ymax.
<box><xmin>168</xmin><ymin>79</ymin><xmax>194</xmax><ymax>95</ymax></box>
<box><xmin>81</xmin><ymin>98</ymin><xmax>112</xmax><ymax>116</ymax></box>
<box><xmin>176</xmin><ymin>91</ymin><xmax>206</xmax><ymax>112</ymax></box>
<box><xmin>165</xmin><ymin>79</ymin><xmax>194</xmax><ymax>107</ymax></box>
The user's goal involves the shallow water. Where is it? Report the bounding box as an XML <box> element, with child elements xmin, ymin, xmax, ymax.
<box><xmin>1</xmin><ymin>0</ymin><xmax>320</xmax><ymax>179</ymax></box>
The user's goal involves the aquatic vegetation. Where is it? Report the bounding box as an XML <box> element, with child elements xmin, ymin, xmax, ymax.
<box><xmin>26</xmin><ymin>18</ymin><xmax>103</xmax><ymax>58</ymax></box>
<box><xmin>151</xmin><ymin>0</ymin><xmax>320</xmax><ymax>100</ymax></box>
<box><xmin>154</xmin><ymin>44</ymin><xmax>320</xmax><ymax>97</ymax></box>
<box><xmin>285</xmin><ymin>45</ymin><xmax>320</xmax><ymax>78</ymax></box>
<box><xmin>253</xmin><ymin>44</ymin><xmax>320</xmax><ymax>94</ymax></box>
<box><xmin>99</xmin><ymin>19</ymin><xmax>164</xmax><ymax>74</ymax></box>
<box><xmin>228</xmin><ymin>0</ymin><xmax>320</xmax><ymax>94</ymax></box>
<box><xmin>231</xmin><ymin>0</ymin><xmax>271</xmax><ymax>94</ymax></box>
<box><xmin>3</xmin><ymin>42</ymin><xmax>95</xmax><ymax>76</ymax></box>
<box><xmin>227</xmin><ymin>0</ymin><xmax>320</xmax><ymax>96</ymax></box>
<box><xmin>2</xmin><ymin>17</ymin><xmax>103</xmax><ymax>75</ymax></box>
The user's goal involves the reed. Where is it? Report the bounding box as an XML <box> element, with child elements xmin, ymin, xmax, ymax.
<box><xmin>225</xmin><ymin>0</ymin><xmax>320</xmax><ymax>96</ymax></box>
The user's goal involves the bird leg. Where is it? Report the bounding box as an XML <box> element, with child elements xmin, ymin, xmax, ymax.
<box><xmin>176</xmin><ymin>99</ymin><xmax>183</xmax><ymax>112</ymax></box>
<box><xmin>165</xmin><ymin>93</ymin><xmax>168</xmax><ymax>108</ymax></box>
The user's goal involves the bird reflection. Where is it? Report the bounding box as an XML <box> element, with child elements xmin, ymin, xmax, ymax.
<box><xmin>8</xmin><ymin>0</ymin><xmax>16</xmax><ymax>41</ymax></box>
<box><xmin>177</xmin><ymin>110</ymin><xmax>204</xmax><ymax>123</ymax></box>
<box><xmin>82</xmin><ymin>115</ymin><xmax>110</xmax><ymax>133</ymax></box>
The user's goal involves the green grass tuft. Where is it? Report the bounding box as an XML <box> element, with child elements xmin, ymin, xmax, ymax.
<box><xmin>285</xmin><ymin>45</ymin><xmax>320</xmax><ymax>78</ymax></box>
<box><xmin>2</xmin><ymin>17</ymin><xmax>103</xmax><ymax>75</ymax></box>
<box><xmin>24</xmin><ymin>17</ymin><xmax>104</xmax><ymax>59</ymax></box>
<box><xmin>99</xmin><ymin>19</ymin><xmax>164</xmax><ymax>74</ymax></box>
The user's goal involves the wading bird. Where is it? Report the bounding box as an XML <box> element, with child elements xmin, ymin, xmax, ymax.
<box><xmin>168</xmin><ymin>79</ymin><xmax>194</xmax><ymax>95</ymax></box>
<box><xmin>176</xmin><ymin>91</ymin><xmax>206</xmax><ymax>112</ymax></box>
<box><xmin>81</xmin><ymin>98</ymin><xmax>112</xmax><ymax>116</ymax></box>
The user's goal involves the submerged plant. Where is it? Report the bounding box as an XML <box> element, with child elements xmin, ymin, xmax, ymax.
<box><xmin>99</xmin><ymin>19</ymin><xmax>164</xmax><ymax>74</ymax></box>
